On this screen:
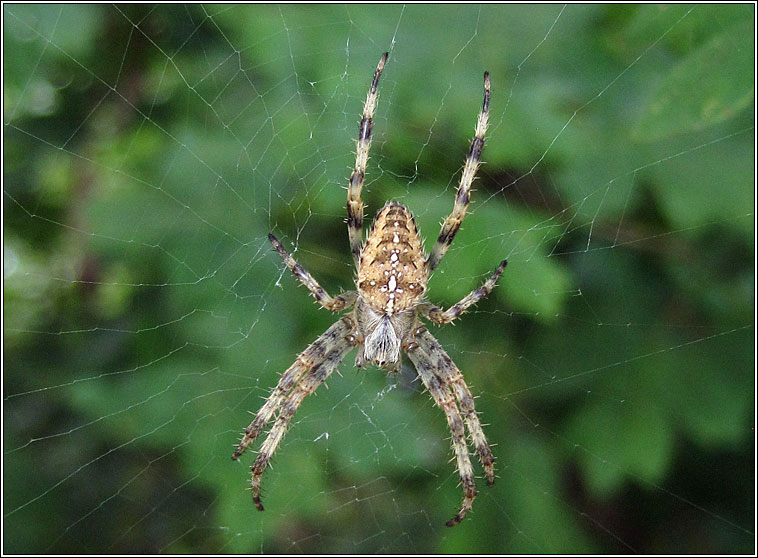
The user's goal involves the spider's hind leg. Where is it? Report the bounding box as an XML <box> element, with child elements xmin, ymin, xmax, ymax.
<box><xmin>427</xmin><ymin>71</ymin><xmax>491</xmax><ymax>272</ymax></box>
<box><xmin>419</xmin><ymin>259</ymin><xmax>507</xmax><ymax>325</ymax></box>
<box><xmin>347</xmin><ymin>52</ymin><xmax>389</xmax><ymax>267</ymax></box>
<box><xmin>268</xmin><ymin>233</ymin><xmax>357</xmax><ymax>312</ymax></box>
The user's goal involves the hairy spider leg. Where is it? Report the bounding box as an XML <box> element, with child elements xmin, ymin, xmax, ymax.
<box><xmin>405</xmin><ymin>331</ymin><xmax>478</xmax><ymax>527</ymax></box>
<box><xmin>411</xmin><ymin>327</ymin><xmax>496</xmax><ymax>487</ymax></box>
<box><xmin>419</xmin><ymin>259</ymin><xmax>507</xmax><ymax>324</ymax></box>
<box><xmin>232</xmin><ymin>317</ymin><xmax>357</xmax><ymax>461</ymax></box>
<box><xmin>248</xmin><ymin>317</ymin><xmax>358</xmax><ymax>510</ymax></box>
<box><xmin>268</xmin><ymin>233</ymin><xmax>358</xmax><ymax>312</ymax></box>
<box><xmin>348</xmin><ymin>52</ymin><xmax>389</xmax><ymax>267</ymax></box>
<box><xmin>427</xmin><ymin>71</ymin><xmax>491</xmax><ymax>272</ymax></box>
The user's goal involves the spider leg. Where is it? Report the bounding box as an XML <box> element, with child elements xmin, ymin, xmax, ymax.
<box><xmin>232</xmin><ymin>317</ymin><xmax>358</xmax><ymax>461</ymax></box>
<box><xmin>268</xmin><ymin>233</ymin><xmax>358</xmax><ymax>312</ymax></box>
<box><xmin>427</xmin><ymin>71</ymin><xmax>490</xmax><ymax>272</ymax></box>
<box><xmin>419</xmin><ymin>259</ymin><xmax>507</xmax><ymax>324</ymax></box>
<box><xmin>348</xmin><ymin>52</ymin><xmax>388</xmax><ymax>267</ymax></box>
<box><xmin>409</xmin><ymin>327</ymin><xmax>495</xmax><ymax>490</ymax></box>
<box><xmin>404</xmin><ymin>329</ymin><xmax>480</xmax><ymax>527</ymax></box>
<box><xmin>247</xmin><ymin>317</ymin><xmax>358</xmax><ymax>510</ymax></box>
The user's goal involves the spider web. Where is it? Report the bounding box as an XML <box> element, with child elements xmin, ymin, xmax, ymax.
<box><xmin>3</xmin><ymin>4</ymin><xmax>755</xmax><ymax>554</ymax></box>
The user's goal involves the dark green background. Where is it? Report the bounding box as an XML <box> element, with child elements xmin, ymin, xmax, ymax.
<box><xmin>4</xmin><ymin>4</ymin><xmax>754</xmax><ymax>554</ymax></box>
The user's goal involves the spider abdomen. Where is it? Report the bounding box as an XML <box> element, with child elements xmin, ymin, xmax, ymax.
<box><xmin>357</xmin><ymin>201</ymin><xmax>427</xmax><ymax>315</ymax></box>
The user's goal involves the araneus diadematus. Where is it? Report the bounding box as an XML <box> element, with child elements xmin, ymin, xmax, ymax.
<box><xmin>233</xmin><ymin>53</ymin><xmax>506</xmax><ymax>527</ymax></box>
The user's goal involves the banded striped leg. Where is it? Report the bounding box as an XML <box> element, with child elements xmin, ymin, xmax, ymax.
<box><xmin>427</xmin><ymin>71</ymin><xmax>491</xmax><ymax>272</ymax></box>
<box><xmin>405</xmin><ymin>330</ymin><xmax>479</xmax><ymax>527</ymax></box>
<box><xmin>419</xmin><ymin>259</ymin><xmax>507</xmax><ymax>324</ymax></box>
<box><xmin>347</xmin><ymin>52</ymin><xmax>388</xmax><ymax>267</ymax></box>
<box><xmin>248</xmin><ymin>317</ymin><xmax>358</xmax><ymax>510</ymax></box>
<box><xmin>410</xmin><ymin>327</ymin><xmax>495</xmax><ymax>489</ymax></box>
<box><xmin>268</xmin><ymin>234</ymin><xmax>358</xmax><ymax>312</ymax></box>
<box><xmin>232</xmin><ymin>317</ymin><xmax>357</xmax><ymax>461</ymax></box>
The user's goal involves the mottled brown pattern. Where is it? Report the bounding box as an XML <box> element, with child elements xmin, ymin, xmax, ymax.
<box><xmin>357</xmin><ymin>202</ymin><xmax>426</xmax><ymax>315</ymax></box>
<box><xmin>234</xmin><ymin>56</ymin><xmax>506</xmax><ymax>527</ymax></box>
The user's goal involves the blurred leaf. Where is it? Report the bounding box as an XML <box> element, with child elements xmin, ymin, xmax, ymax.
<box><xmin>632</xmin><ymin>20</ymin><xmax>754</xmax><ymax>141</ymax></box>
<box><xmin>502</xmin><ymin>436</ymin><xmax>599</xmax><ymax>554</ymax></box>
<box><xmin>644</xmin><ymin>127</ymin><xmax>754</xmax><ymax>242</ymax></box>
<box><xmin>564</xmin><ymin>399</ymin><xmax>675</xmax><ymax>497</ymax></box>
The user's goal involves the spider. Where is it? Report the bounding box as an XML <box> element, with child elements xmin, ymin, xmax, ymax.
<box><xmin>233</xmin><ymin>52</ymin><xmax>507</xmax><ymax>527</ymax></box>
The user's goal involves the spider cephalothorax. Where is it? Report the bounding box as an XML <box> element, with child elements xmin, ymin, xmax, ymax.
<box><xmin>233</xmin><ymin>53</ymin><xmax>507</xmax><ymax>527</ymax></box>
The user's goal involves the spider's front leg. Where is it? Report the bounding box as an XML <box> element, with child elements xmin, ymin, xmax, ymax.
<box><xmin>234</xmin><ymin>316</ymin><xmax>359</xmax><ymax>511</ymax></box>
<box><xmin>414</xmin><ymin>259</ymin><xmax>506</xmax><ymax>491</ymax></box>
<box><xmin>232</xmin><ymin>317</ymin><xmax>358</xmax><ymax>460</ymax></box>
<box><xmin>404</xmin><ymin>329</ymin><xmax>478</xmax><ymax>526</ymax></box>
<box><xmin>404</xmin><ymin>325</ymin><xmax>496</xmax><ymax>526</ymax></box>
<box><xmin>410</xmin><ymin>327</ymin><xmax>495</xmax><ymax>487</ymax></box>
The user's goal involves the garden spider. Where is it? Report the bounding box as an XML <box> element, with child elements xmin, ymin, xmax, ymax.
<box><xmin>233</xmin><ymin>53</ymin><xmax>507</xmax><ymax>527</ymax></box>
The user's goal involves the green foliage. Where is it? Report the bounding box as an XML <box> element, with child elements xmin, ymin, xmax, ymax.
<box><xmin>632</xmin><ymin>20</ymin><xmax>754</xmax><ymax>140</ymax></box>
<box><xmin>4</xmin><ymin>4</ymin><xmax>753</xmax><ymax>554</ymax></box>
